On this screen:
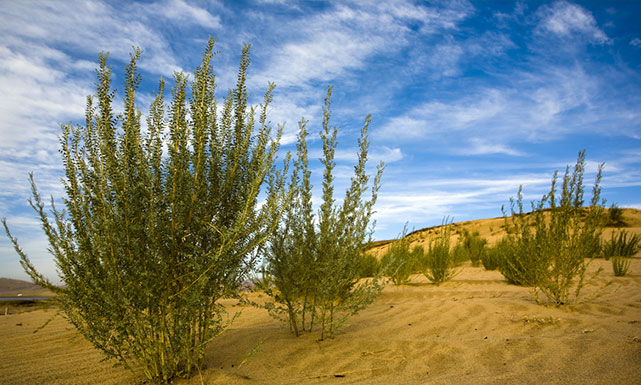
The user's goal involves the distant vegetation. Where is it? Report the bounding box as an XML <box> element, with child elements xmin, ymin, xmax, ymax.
<box><xmin>601</xmin><ymin>230</ymin><xmax>641</xmax><ymax>260</ymax></box>
<box><xmin>607</xmin><ymin>203</ymin><xmax>625</xmax><ymax>226</ymax></box>
<box><xmin>454</xmin><ymin>229</ymin><xmax>487</xmax><ymax>267</ymax></box>
<box><xmin>482</xmin><ymin>238</ymin><xmax>509</xmax><ymax>271</ymax></box>
<box><xmin>368</xmin><ymin>151</ymin><xmax>635</xmax><ymax>307</ymax></box>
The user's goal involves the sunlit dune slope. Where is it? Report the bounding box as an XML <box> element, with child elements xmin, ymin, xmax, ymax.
<box><xmin>368</xmin><ymin>208</ymin><xmax>641</xmax><ymax>257</ymax></box>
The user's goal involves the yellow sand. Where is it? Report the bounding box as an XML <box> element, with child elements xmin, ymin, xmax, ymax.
<box><xmin>1</xmin><ymin>210</ymin><xmax>640</xmax><ymax>384</ymax></box>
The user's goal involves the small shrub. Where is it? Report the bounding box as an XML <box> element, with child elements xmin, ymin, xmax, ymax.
<box><xmin>262</xmin><ymin>87</ymin><xmax>384</xmax><ymax>340</ymax></box>
<box><xmin>419</xmin><ymin>220</ymin><xmax>458</xmax><ymax>285</ymax></box>
<box><xmin>608</xmin><ymin>203</ymin><xmax>625</xmax><ymax>226</ymax></box>
<box><xmin>601</xmin><ymin>230</ymin><xmax>641</xmax><ymax>260</ymax></box>
<box><xmin>457</xmin><ymin>230</ymin><xmax>487</xmax><ymax>267</ymax></box>
<box><xmin>482</xmin><ymin>238</ymin><xmax>508</xmax><ymax>271</ymax></box>
<box><xmin>451</xmin><ymin>243</ymin><xmax>469</xmax><ymax>265</ymax></box>
<box><xmin>358</xmin><ymin>254</ymin><xmax>382</xmax><ymax>278</ymax></box>
<box><xmin>612</xmin><ymin>256</ymin><xmax>631</xmax><ymax>277</ymax></box>
<box><xmin>500</xmin><ymin>151</ymin><xmax>605</xmax><ymax>306</ymax></box>
<box><xmin>381</xmin><ymin>224</ymin><xmax>418</xmax><ymax>286</ymax></box>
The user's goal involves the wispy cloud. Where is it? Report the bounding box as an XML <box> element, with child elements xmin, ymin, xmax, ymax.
<box><xmin>144</xmin><ymin>0</ymin><xmax>222</xmax><ymax>29</ymax></box>
<box><xmin>375</xmin><ymin>62</ymin><xmax>615</xmax><ymax>148</ymax></box>
<box><xmin>536</xmin><ymin>1</ymin><xmax>609</xmax><ymax>44</ymax></box>
<box><xmin>252</xmin><ymin>1</ymin><xmax>473</xmax><ymax>88</ymax></box>
<box><xmin>458</xmin><ymin>139</ymin><xmax>526</xmax><ymax>157</ymax></box>
<box><xmin>374</xmin><ymin>173</ymin><xmax>553</xmax><ymax>232</ymax></box>
<box><xmin>0</xmin><ymin>0</ymin><xmax>223</xmax><ymax>76</ymax></box>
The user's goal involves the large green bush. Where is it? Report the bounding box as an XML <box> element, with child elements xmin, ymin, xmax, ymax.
<box><xmin>262</xmin><ymin>87</ymin><xmax>384</xmax><ymax>339</ymax></box>
<box><xmin>3</xmin><ymin>39</ymin><xmax>287</xmax><ymax>383</ymax></box>
<box><xmin>500</xmin><ymin>151</ymin><xmax>605</xmax><ymax>306</ymax></box>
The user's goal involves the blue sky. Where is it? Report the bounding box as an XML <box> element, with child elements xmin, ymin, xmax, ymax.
<box><xmin>1</xmin><ymin>0</ymin><xmax>640</xmax><ymax>283</ymax></box>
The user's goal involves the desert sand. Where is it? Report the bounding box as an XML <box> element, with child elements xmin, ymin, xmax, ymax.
<box><xmin>1</xmin><ymin>210</ymin><xmax>640</xmax><ymax>384</ymax></box>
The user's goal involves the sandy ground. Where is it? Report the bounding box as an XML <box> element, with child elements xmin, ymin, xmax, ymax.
<box><xmin>1</xmin><ymin>259</ymin><xmax>640</xmax><ymax>385</ymax></box>
<box><xmin>1</xmin><ymin>209</ymin><xmax>640</xmax><ymax>384</ymax></box>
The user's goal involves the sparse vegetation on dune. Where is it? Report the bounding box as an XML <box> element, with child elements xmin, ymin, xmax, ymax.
<box><xmin>482</xmin><ymin>237</ymin><xmax>508</xmax><ymax>271</ymax></box>
<box><xmin>602</xmin><ymin>230</ymin><xmax>640</xmax><ymax>277</ymax></box>
<box><xmin>607</xmin><ymin>203</ymin><xmax>626</xmax><ymax>226</ymax></box>
<box><xmin>455</xmin><ymin>229</ymin><xmax>487</xmax><ymax>267</ymax></box>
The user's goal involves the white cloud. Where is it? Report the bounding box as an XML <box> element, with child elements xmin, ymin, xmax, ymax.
<box><xmin>373</xmin><ymin>174</ymin><xmax>552</xmax><ymax>232</ymax></box>
<box><xmin>377</xmin><ymin>89</ymin><xmax>506</xmax><ymax>139</ymax></box>
<box><xmin>458</xmin><ymin>139</ymin><xmax>525</xmax><ymax>156</ymax></box>
<box><xmin>253</xmin><ymin>1</ymin><xmax>473</xmax><ymax>88</ymax></box>
<box><xmin>536</xmin><ymin>1</ymin><xmax>609</xmax><ymax>44</ymax></box>
<box><xmin>630</xmin><ymin>38</ymin><xmax>641</xmax><ymax>48</ymax></box>
<box><xmin>0</xmin><ymin>0</ymin><xmax>185</xmax><ymax>76</ymax></box>
<box><xmin>323</xmin><ymin>146</ymin><xmax>403</xmax><ymax>164</ymax></box>
<box><xmin>407</xmin><ymin>31</ymin><xmax>515</xmax><ymax>80</ymax></box>
<box><xmin>151</xmin><ymin>0</ymin><xmax>221</xmax><ymax>29</ymax></box>
<box><xmin>0</xmin><ymin>44</ymin><xmax>89</xmax><ymax>201</ymax></box>
<box><xmin>373</xmin><ymin>147</ymin><xmax>403</xmax><ymax>163</ymax></box>
<box><xmin>376</xmin><ymin>65</ymin><xmax>603</xmax><ymax>146</ymax></box>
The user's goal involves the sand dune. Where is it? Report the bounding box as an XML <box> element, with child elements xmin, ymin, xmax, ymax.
<box><xmin>1</xmin><ymin>210</ymin><xmax>640</xmax><ymax>384</ymax></box>
<box><xmin>0</xmin><ymin>277</ymin><xmax>54</xmax><ymax>298</ymax></box>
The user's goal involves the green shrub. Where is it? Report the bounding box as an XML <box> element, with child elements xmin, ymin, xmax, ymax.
<box><xmin>381</xmin><ymin>224</ymin><xmax>420</xmax><ymax>286</ymax></box>
<box><xmin>608</xmin><ymin>203</ymin><xmax>625</xmax><ymax>226</ymax></box>
<box><xmin>501</xmin><ymin>151</ymin><xmax>605</xmax><ymax>306</ymax></box>
<box><xmin>451</xmin><ymin>243</ymin><xmax>468</xmax><ymax>265</ymax></box>
<box><xmin>612</xmin><ymin>256</ymin><xmax>631</xmax><ymax>277</ymax></box>
<box><xmin>482</xmin><ymin>238</ymin><xmax>508</xmax><ymax>271</ymax></box>
<box><xmin>262</xmin><ymin>87</ymin><xmax>385</xmax><ymax>340</ymax></box>
<box><xmin>497</xmin><ymin>219</ymin><xmax>543</xmax><ymax>286</ymax></box>
<box><xmin>419</xmin><ymin>220</ymin><xmax>458</xmax><ymax>285</ymax></box>
<box><xmin>601</xmin><ymin>230</ymin><xmax>641</xmax><ymax>260</ymax></box>
<box><xmin>456</xmin><ymin>230</ymin><xmax>487</xmax><ymax>267</ymax></box>
<box><xmin>3</xmin><ymin>39</ymin><xmax>287</xmax><ymax>383</ymax></box>
<box><xmin>358</xmin><ymin>253</ymin><xmax>382</xmax><ymax>278</ymax></box>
